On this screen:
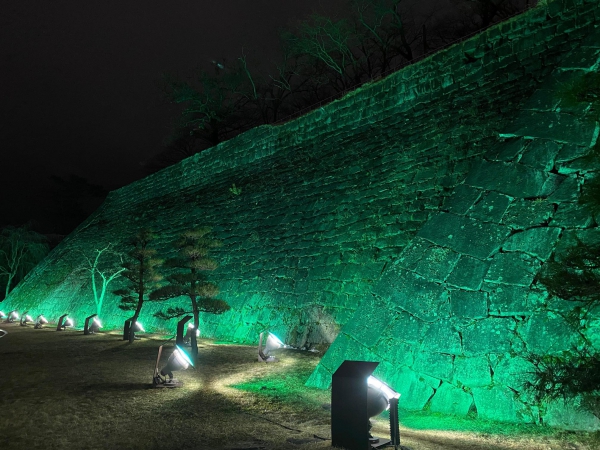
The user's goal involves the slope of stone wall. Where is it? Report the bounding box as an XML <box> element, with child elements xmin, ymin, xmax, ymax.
<box><xmin>307</xmin><ymin>26</ymin><xmax>600</xmax><ymax>430</ymax></box>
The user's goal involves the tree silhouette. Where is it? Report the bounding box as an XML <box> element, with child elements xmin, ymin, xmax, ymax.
<box><xmin>0</xmin><ymin>225</ymin><xmax>49</xmax><ymax>300</ymax></box>
<box><xmin>113</xmin><ymin>229</ymin><xmax>163</xmax><ymax>343</ymax></box>
<box><xmin>151</xmin><ymin>228</ymin><xmax>230</xmax><ymax>360</ymax></box>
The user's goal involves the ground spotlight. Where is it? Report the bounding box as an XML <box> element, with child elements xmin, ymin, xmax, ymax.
<box><xmin>331</xmin><ymin>361</ymin><xmax>404</xmax><ymax>450</ymax></box>
<box><xmin>5</xmin><ymin>310</ymin><xmax>19</xmax><ymax>323</ymax></box>
<box><xmin>123</xmin><ymin>318</ymin><xmax>144</xmax><ymax>340</ymax></box>
<box><xmin>89</xmin><ymin>317</ymin><xmax>101</xmax><ymax>333</ymax></box>
<box><xmin>0</xmin><ymin>311</ymin><xmax>6</xmax><ymax>320</ymax></box>
<box><xmin>34</xmin><ymin>315</ymin><xmax>48</xmax><ymax>329</ymax></box>
<box><xmin>19</xmin><ymin>312</ymin><xmax>33</xmax><ymax>326</ymax></box>
<box><xmin>56</xmin><ymin>314</ymin><xmax>74</xmax><ymax>331</ymax></box>
<box><xmin>84</xmin><ymin>314</ymin><xmax>101</xmax><ymax>335</ymax></box>
<box><xmin>258</xmin><ymin>331</ymin><xmax>286</xmax><ymax>363</ymax></box>
<box><xmin>152</xmin><ymin>344</ymin><xmax>194</xmax><ymax>388</ymax></box>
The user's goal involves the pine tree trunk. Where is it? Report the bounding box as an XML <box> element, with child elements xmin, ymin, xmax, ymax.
<box><xmin>129</xmin><ymin>300</ymin><xmax>143</xmax><ymax>344</ymax></box>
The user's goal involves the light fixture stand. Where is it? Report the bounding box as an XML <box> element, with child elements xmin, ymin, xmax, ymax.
<box><xmin>84</xmin><ymin>314</ymin><xmax>97</xmax><ymax>335</ymax></box>
<box><xmin>56</xmin><ymin>314</ymin><xmax>68</xmax><ymax>331</ymax></box>
<box><xmin>176</xmin><ymin>315</ymin><xmax>193</xmax><ymax>347</ymax></box>
<box><xmin>152</xmin><ymin>344</ymin><xmax>183</xmax><ymax>388</ymax></box>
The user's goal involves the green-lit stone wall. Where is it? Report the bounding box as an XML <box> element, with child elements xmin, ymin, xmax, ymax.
<box><xmin>307</xmin><ymin>13</ymin><xmax>600</xmax><ymax>430</ymax></box>
<box><xmin>3</xmin><ymin>0</ymin><xmax>600</xmax><ymax>429</ymax></box>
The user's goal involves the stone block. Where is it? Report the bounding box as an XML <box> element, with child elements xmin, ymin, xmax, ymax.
<box><xmin>421</xmin><ymin>319</ymin><xmax>463</xmax><ymax>354</ymax></box>
<box><xmin>374</xmin><ymin>337</ymin><xmax>415</xmax><ymax>367</ymax></box>
<box><xmin>552</xmin><ymin>201</ymin><xmax>594</xmax><ymax>227</ymax></box>
<box><xmin>469</xmin><ymin>191</ymin><xmax>513</xmax><ymax>223</ymax></box>
<box><xmin>414</xmin><ymin>245</ymin><xmax>461</xmax><ymax>282</ymax></box>
<box><xmin>547</xmin><ymin>175</ymin><xmax>579</xmax><ymax>201</ymax></box>
<box><xmin>492</xmin><ymin>356</ymin><xmax>536</xmax><ymax>392</ymax></box>
<box><xmin>374</xmin><ymin>269</ymin><xmax>450</xmax><ymax>322</ymax></box>
<box><xmin>453</xmin><ymin>356</ymin><xmax>492</xmax><ymax>387</ymax></box>
<box><xmin>464</xmin><ymin>160</ymin><xmax>563</xmax><ymax>198</ymax></box>
<box><xmin>429</xmin><ymin>382</ymin><xmax>474</xmax><ymax>416</ymax></box>
<box><xmin>442</xmin><ymin>184</ymin><xmax>482</xmax><ymax>215</ymax></box>
<box><xmin>418</xmin><ymin>212</ymin><xmax>510</xmax><ymax>259</ymax></box>
<box><xmin>384</xmin><ymin>366</ymin><xmax>435</xmax><ymax>410</ymax></box>
<box><xmin>521</xmin><ymin>89</ymin><xmax>561</xmax><ymax>112</ymax></box>
<box><xmin>502</xmin><ymin>226</ymin><xmax>562</xmax><ymax>260</ymax></box>
<box><xmin>502</xmin><ymin>198</ymin><xmax>556</xmax><ymax>229</ymax></box>
<box><xmin>471</xmin><ymin>386</ymin><xmax>530</xmax><ymax>423</ymax></box>
<box><xmin>446</xmin><ymin>256</ymin><xmax>491</xmax><ymax>291</ymax></box>
<box><xmin>461</xmin><ymin>318</ymin><xmax>516</xmax><ymax>355</ymax></box>
<box><xmin>304</xmin><ymin>362</ymin><xmax>333</xmax><ymax>389</ymax></box>
<box><xmin>342</xmin><ymin>296</ymin><xmax>394</xmax><ymax>347</ymax></box>
<box><xmin>485</xmin><ymin>252</ymin><xmax>541</xmax><ymax>286</ymax></box>
<box><xmin>394</xmin><ymin>237</ymin><xmax>432</xmax><ymax>270</ymax></box>
<box><xmin>449</xmin><ymin>289</ymin><xmax>488</xmax><ymax>319</ymax></box>
<box><xmin>486</xmin><ymin>284</ymin><xmax>532</xmax><ymax>316</ymax></box>
<box><xmin>500</xmin><ymin>110</ymin><xmax>598</xmax><ymax>147</ymax></box>
<box><xmin>543</xmin><ymin>397</ymin><xmax>600</xmax><ymax>431</ymax></box>
<box><xmin>518</xmin><ymin>139</ymin><xmax>562</xmax><ymax>171</ymax></box>
<box><xmin>413</xmin><ymin>351</ymin><xmax>454</xmax><ymax>381</ymax></box>
<box><xmin>520</xmin><ymin>312</ymin><xmax>578</xmax><ymax>354</ymax></box>
<box><xmin>385</xmin><ymin>311</ymin><xmax>430</xmax><ymax>344</ymax></box>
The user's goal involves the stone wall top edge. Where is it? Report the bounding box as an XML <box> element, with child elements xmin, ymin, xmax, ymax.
<box><xmin>106</xmin><ymin>0</ymin><xmax>587</xmax><ymax>208</ymax></box>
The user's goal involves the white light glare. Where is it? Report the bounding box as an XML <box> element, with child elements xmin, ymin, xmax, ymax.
<box><xmin>0</xmin><ymin>311</ymin><xmax>6</xmax><ymax>319</ymax></box>
<box><xmin>135</xmin><ymin>321</ymin><xmax>145</xmax><ymax>332</ymax></box>
<box><xmin>187</xmin><ymin>323</ymin><xmax>200</xmax><ymax>337</ymax></box>
<box><xmin>25</xmin><ymin>315</ymin><xmax>33</xmax><ymax>322</ymax></box>
<box><xmin>93</xmin><ymin>318</ymin><xmax>102</xmax><ymax>327</ymax></box>
<box><xmin>65</xmin><ymin>317</ymin><xmax>74</xmax><ymax>327</ymax></box>
<box><xmin>368</xmin><ymin>376</ymin><xmax>400</xmax><ymax>400</ymax></box>
<box><xmin>175</xmin><ymin>345</ymin><xmax>194</xmax><ymax>367</ymax></box>
<box><xmin>267</xmin><ymin>333</ymin><xmax>285</xmax><ymax>348</ymax></box>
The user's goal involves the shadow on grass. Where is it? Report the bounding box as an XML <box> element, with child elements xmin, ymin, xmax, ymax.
<box><xmin>79</xmin><ymin>382</ymin><xmax>153</xmax><ymax>392</ymax></box>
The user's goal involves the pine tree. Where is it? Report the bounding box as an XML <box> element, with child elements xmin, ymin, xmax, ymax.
<box><xmin>527</xmin><ymin>171</ymin><xmax>600</xmax><ymax>418</ymax></box>
<box><xmin>150</xmin><ymin>227</ymin><xmax>230</xmax><ymax>359</ymax></box>
<box><xmin>113</xmin><ymin>229</ymin><xmax>163</xmax><ymax>343</ymax></box>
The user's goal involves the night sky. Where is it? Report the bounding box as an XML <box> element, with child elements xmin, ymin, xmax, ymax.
<box><xmin>1</xmin><ymin>0</ymin><xmax>349</xmax><ymax>234</ymax></box>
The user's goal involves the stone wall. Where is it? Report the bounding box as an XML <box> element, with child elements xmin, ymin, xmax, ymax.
<box><xmin>3</xmin><ymin>0</ymin><xmax>600</xmax><ymax>428</ymax></box>
<box><xmin>306</xmin><ymin>23</ymin><xmax>600</xmax><ymax>430</ymax></box>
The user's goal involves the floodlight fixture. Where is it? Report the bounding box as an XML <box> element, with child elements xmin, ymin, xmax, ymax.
<box><xmin>331</xmin><ymin>361</ymin><xmax>404</xmax><ymax>450</ymax></box>
<box><xmin>0</xmin><ymin>311</ymin><xmax>6</xmax><ymax>320</ymax></box>
<box><xmin>258</xmin><ymin>331</ymin><xmax>286</xmax><ymax>363</ymax></box>
<box><xmin>5</xmin><ymin>310</ymin><xmax>19</xmax><ymax>323</ymax></box>
<box><xmin>89</xmin><ymin>317</ymin><xmax>101</xmax><ymax>334</ymax></box>
<box><xmin>152</xmin><ymin>344</ymin><xmax>194</xmax><ymax>388</ymax></box>
<box><xmin>56</xmin><ymin>314</ymin><xmax>73</xmax><ymax>331</ymax></box>
<box><xmin>34</xmin><ymin>315</ymin><xmax>48</xmax><ymax>329</ymax></box>
<box><xmin>123</xmin><ymin>318</ymin><xmax>144</xmax><ymax>340</ymax></box>
<box><xmin>19</xmin><ymin>312</ymin><xmax>33</xmax><ymax>326</ymax></box>
<box><xmin>84</xmin><ymin>314</ymin><xmax>101</xmax><ymax>335</ymax></box>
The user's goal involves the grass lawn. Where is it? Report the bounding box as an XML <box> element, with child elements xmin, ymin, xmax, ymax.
<box><xmin>0</xmin><ymin>324</ymin><xmax>598</xmax><ymax>450</ymax></box>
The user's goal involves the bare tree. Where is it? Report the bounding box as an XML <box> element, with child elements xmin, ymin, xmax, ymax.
<box><xmin>0</xmin><ymin>225</ymin><xmax>48</xmax><ymax>300</ymax></box>
<box><xmin>80</xmin><ymin>243</ymin><xmax>125</xmax><ymax>317</ymax></box>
